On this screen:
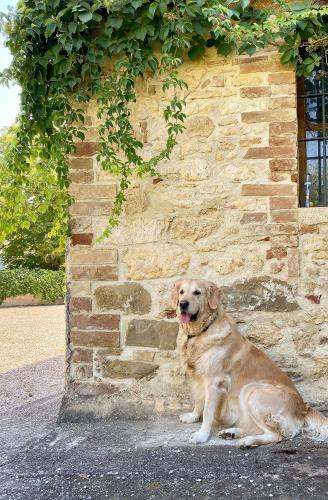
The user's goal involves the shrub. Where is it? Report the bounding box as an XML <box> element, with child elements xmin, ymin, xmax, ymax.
<box><xmin>0</xmin><ymin>268</ymin><xmax>65</xmax><ymax>304</ymax></box>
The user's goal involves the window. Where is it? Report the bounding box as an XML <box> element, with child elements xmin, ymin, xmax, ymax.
<box><xmin>297</xmin><ymin>50</ymin><xmax>328</xmax><ymax>207</ymax></box>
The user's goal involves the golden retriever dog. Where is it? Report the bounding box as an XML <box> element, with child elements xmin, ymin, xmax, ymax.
<box><xmin>172</xmin><ymin>278</ymin><xmax>328</xmax><ymax>447</ymax></box>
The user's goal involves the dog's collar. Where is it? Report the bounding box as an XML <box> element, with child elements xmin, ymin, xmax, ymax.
<box><xmin>186</xmin><ymin>324</ymin><xmax>209</xmax><ymax>341</ymax></box>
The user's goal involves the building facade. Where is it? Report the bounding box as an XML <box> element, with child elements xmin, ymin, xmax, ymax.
<box><xmin>61</xmin><ymin>46</ymin><xmax>328</xmax><ymax>419</ymax></box>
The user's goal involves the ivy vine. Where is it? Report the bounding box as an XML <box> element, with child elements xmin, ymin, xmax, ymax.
<box><xmin>1</xmin><ymin>0</ymin><xmax>328</xmax><ymax>236</ymax></box>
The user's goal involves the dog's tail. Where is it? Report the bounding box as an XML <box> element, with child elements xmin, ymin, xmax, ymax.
<box><xmin>302</xmin><ymin>407</ymin><xmax>328</xmax><ymax>441</ymax></box>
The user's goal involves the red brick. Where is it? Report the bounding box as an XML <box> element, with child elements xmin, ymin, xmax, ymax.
<box><xmin>71</xmin><ymin>330</ymin><xmax>119</xmax><ymax>348</ymax></box>
<box><xmin>269</xmin><ymin>72</ymin><xmax>295</xmax><ymax>85</ymax></box>
<box><xmin>241</xmin><ymin>87</ymin><xmax>271</xmax><ymax>98</ymax></box>
<box><xmin>240</xmin><ymin>212</ymin><xmax>267</xmax><ymax>224</ymax></box>
<box><xmin>72</xmin><ymin>142</ymin><xmax>99</xmax><ymax>157</ymax></box>
<box><xmin>70</xmin><ymin>248</ymin><xmax>117</xmax><ymax>266</ymax></box>
<box><xmin>244</xmin><ymin>146</ymin><xmax>296</xmax><ymax>159</ymax></box>
<box><xmin>270</xmin><ymin>197</ymin><xmax>297</xmax><ymax>210</ymax></box>
<box><xmin>291</xmin><ymin>173</ymin><xmax>298</xmax><ymax>183</ymax></box>
<box><xmin>69</xmin><ymin>170</ymin><xmax>94</xmax><ymax>184</ymax></box>
<box><xmin>270</xmin><ymin>210</ymin><xmax>297</xmax><ymax>223</ymax></box>
<box><xmin>242</xmin><ymin>184</ymin><xmax>296</xmax><ymax>196</ymax></box>
<box><xmin>241</xmin><ymin>110</ymin><xmax>294</xmax><ymax>123</ymax></box>
<box><xmin>71</xmin><ymin>348</ymin><xmax>93</xmax><ymax>363</ymax></box>
<box><xmin>71</xmin><ymin>265</ymin><xmax>118</xmax><ymax>281</ymax></box>
<box><xmin>71</xmin><ymin>314</ymin><xmax>120</xmax><ymax>331</ymax></box>
<box><xmin>70</xmin><ymin>297</ymin><xmax>92</xmax><ymax>312</ymax></box>
<box><xmin>305</xmin><ymin>295</ymin><xmax>321</xmax><ymax>304</ymax></box>
<box><xmin>70</xmin><ymin>201</ymin><xmax>114</xmax><ymax>216</ymax></box>
<box><xmin>269</xmin><ymin>122</ymin><xmax>297</xmax><ymax>136</ymax></box>
<box><xmin>269</xmin><ymin>136</ymin><xmax>296</xmax><ymax>147</ymax></box>
<box><xmin>268</xmin><ymin>97</ymin><xmax>296</xmax><ymax>110</ymax></box>
<box><xmin>266</xmin><ymin>248</ymin><xmax>288</xmax><ymax>259</ymax></box>
<box><xmin>69</xmin><ymin>158</ymin><xmax>93</xmax><ymax>170</ymax></box>
<box><xmin>69</xmin><ymin>184</ymin><xmax>117</xmax><ymax>200</ymax></box>
<box><xmin>269</xmin><ymin>159</ymin><xmax>297</xmax><ymax>172</ymax></box>
<box><xmin>71</xmin><ymin>233</ymin><xmax>93</xmax><ymax>246</ymax></box>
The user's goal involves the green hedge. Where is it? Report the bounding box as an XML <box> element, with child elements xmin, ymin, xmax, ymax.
<box><xmin>0</xmin><ymin>268</ymin><xmax>65</xmax><ymax>304</ymax></box>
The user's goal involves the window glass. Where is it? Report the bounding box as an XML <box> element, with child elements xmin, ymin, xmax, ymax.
<box><xmin>297</xmin><ymin>50</ymin><xmax>328</xmax><ymax>207</ymax></box>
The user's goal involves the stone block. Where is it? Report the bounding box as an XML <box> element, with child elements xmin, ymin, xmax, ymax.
<box><xmin>244</xmin><ymin>145</ymin><xmax>296</xmax><ymax>159</ymax></box>
<box><xmin>103</xmin><ymin>360</ymin><xmax>159</xmax><ymax>379</ymax></box>
<box><xmin>70</xmin><ymin>297</ymin><xmax>92</xmax><ymax>312</ymax></box>
<box><xmin>71</xmin><ymin>234</ymin><xmax>93</xmax><ymax>246</ymax></box>
<box><xmin>71</xmin><ymin>330</ymin><xmax>119</xmax><ymax>348</ymax></box>
<box><xmin>72</xmin><ymin>142</ymin><xmax>99</xmax><ymax>157</ymax></box>
<box><xmin>242</xmin><ymin>184</ymin><xmax>296</xmax><ymax>197</ymax></box>
<box><xmin>71</xmin><ymin>314</ymin><xmax>119</xmax><ymax>331</ymax></box>
<box><xmin>123</xmin><ymin>243</ymin><xmax>190</xmax><ymax>280</ymax></box>
<box><xmin>71</xmin><ymin>266</ymin><xmax>118</xmax><ymax>281</ymax></box>
<box><xmin>95</xmin><ymin>283</ymin><xmax>151</xmax><ymax>314</ymax></box>
<box><xmin>222</xmin><ymin>277</ymin><xmax>299</xmax><ymax>312</ymax></box>
<box><xmin>126</xmin><ymin>319</ymin><xmax>178</xmax><ymax>350</ymax></box>
<box><xmin>70</xmin><ymin>248</ymin><xmax>117</xmax><ymax>266</ymax></box>
<box><xmin>185</xmin><ymin>115</ymin><xmax>215</xmax><ymax>137</ymax></box>
<box><xmin>71</xmin><ymin>348</ymin><xmax>93</xmax><ymax>364</ymax></box>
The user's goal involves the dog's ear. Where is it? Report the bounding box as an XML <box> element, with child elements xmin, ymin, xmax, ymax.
<box><xmin>171</xmin><ymin>280</ymin><xmax>183</xmax><ymax>310</ymax></box>
<box><xmin>206</xmin><ymin>283</ymin><xmax>222</xmax><ymax>310</ymax></box>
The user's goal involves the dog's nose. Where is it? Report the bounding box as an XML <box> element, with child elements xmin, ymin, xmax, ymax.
<box><xmin>180</xmin><ymin>300</ymin><xmax>189</xmax><ymax>311</ymax></box>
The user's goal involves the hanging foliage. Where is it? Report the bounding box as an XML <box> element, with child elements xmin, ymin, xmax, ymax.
<box><xmin>1</xmin><ymin>0</ymin><xmax>328</xmax><ymax>235</ymax></box>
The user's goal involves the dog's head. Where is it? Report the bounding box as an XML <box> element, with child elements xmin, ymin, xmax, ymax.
<box><xmin>171</xmin><ymin>279</ymin><xmax>222</xmax><ymax>327</ymax></box>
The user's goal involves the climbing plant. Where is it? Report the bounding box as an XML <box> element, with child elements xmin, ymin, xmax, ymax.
<box><xmin>1</xmin><ymin>0</ymin><xmax>328</xmax><ymax>235</ymax></box>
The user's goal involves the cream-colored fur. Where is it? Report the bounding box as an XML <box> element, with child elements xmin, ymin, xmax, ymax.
<box><xmin>172</xmin><ymin>279</ymin><xmax>328</xmax><ymax>447</ymax></box>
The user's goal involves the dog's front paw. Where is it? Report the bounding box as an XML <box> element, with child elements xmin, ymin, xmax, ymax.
<box><xmin>179</xmin><ymin>412</ymin><xmax>200</xmax><ymax>424</ymax></box>
<box><xmin>189</xmin><ymin>429</ymin><xmax>210</xmax><ymax>444</ymax></box>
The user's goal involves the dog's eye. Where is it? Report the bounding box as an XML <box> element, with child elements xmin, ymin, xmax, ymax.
<box><xmin>193</xmin><ymin>290</ymin><xmax>201</xmax><ymax>295</ymax></box>
<box><xmin>179</xmin><ymin>289</ymin><xmax>184</xmax><ymax>295</ymax></box>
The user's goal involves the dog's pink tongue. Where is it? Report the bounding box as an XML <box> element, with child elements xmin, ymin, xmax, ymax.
<box><xmin>180</xmin><ymin>312</ymin><xmax>191</xmax><ymax>324</ymax></box>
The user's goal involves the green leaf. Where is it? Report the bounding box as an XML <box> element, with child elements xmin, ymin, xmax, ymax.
<box><xmin>148</xmin><ymin>2</ymin><xmax>157</xmax><ymax>19</ymax></box>
<box><xmin>78</xmin><ymin>12</ymin><xmax>93</xmax><ymax>23</ymax></box>
<box><xmin>92</xmin><ymin>12</ymin><xmax>102</xmax><ymax>23</ymax></box>
<box><xmin>188</xmin><ymin>42</ymin><xmax>206</xmax><ymax>60</ymax></box>
<box><xmin>240</xmin><ymin>0</ymin><xmax>250</xmax><ymax>8</ymax></box>
<box><xmin>217</xmin><ymin>41</ymin><xmax>233</xmax><ymax>57</ymax></box>
<box><xmin>45</xmin><ymin>22</ymin><xmax>57</xmax><ymax>38</ymax></box>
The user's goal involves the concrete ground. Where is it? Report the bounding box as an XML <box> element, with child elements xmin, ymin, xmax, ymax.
<box><xmin>1</xmin><ymin>305</ymin><xmax>328</xmax><ymax>499</ymax></box>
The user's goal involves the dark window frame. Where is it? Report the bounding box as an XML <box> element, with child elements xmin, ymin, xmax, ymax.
<box><xmin>297</xmin><ymin>49</ymin><xmax>328</xmax><ymax>207</ymax></box>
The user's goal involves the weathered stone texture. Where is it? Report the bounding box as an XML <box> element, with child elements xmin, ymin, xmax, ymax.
<box><xmin>122</xmin><ymin>243</ymin><xmax>190</xmax><ymax>280</ymax></box>
<box><xmin>66</xmin><ymin>47</ymin><xmax>328</xmax><ymax>410</ymax></box>
<box><xmin>222</xmin><ymin>277</ymin><xmax>299</xmax><ymax>312</ymax></box>
<box><xmin>126</xmin><ymin>319</ymin><xmax>178</xmax><ymax>350</ymax></box>
<box><xmin>103</xmin><ymin>360</ymin><xmax>159</xmax><ymax>379</ymax></box>
<box><xmin>95</xmin><ymin>283</ymin><xmax>151</xmax><ymax>314</ymax></box>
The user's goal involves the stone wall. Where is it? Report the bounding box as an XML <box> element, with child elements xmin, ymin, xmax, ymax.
<box><xmin>62</xmin><ymin>47</ymin><xmax>328</xmax><ymax>419</ymax></box>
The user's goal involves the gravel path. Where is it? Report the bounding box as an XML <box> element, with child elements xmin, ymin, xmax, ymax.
<box><xmin>0</xmin><ymin>305</ymin><xmax>65</xmax><ymax>413</ymax></box>
<box><xmin>0</xmin><ymin>305</ymin><xmax>65</xmax><ymax>372</ymax></box>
